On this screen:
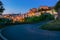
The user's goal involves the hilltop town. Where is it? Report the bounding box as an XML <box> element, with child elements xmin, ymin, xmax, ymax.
<box><xmin>0</xmin><ymin>6</ymin><xmax>57</xmax><ymax>23</ymax></box>
<box><xmin>0</xmin><ymin>0</ymin><xmax>59</xmax><ymax>24</ymax></box>
<box><xmin>1</xmin><ymin>0</ymin><xmax>60</xmax><ymax>40</ymax></box>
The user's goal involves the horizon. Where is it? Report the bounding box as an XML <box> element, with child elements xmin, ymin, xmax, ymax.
<box><xmin>1</xmin><ymin>0</ymin><xmax>58</xmax><ymax>14</ymax></box>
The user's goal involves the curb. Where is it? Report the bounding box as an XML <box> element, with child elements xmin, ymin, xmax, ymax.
<box><xmin>0</xmin><ymin>30</ymin><xmax>8</xmax><ymax>40</ymax></box>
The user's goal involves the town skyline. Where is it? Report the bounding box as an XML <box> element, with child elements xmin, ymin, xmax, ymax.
<box><xmin>1</xmin><ymin>0</ymin><xmax>58</xmax><ymax>14</ymax></box>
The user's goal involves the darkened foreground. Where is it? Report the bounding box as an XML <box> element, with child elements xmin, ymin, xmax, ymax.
<box><xmin>40</xmin><ymin>20</ymin><xmax>60</xmax><ymax>31</ymax></box>
<box><xmin>0</xmin><ymin>13</ymin><xmax>54</xmax><ymax>29</ymax></box>
<box><xmin>1</xmin><ymin>21</ymin><xmax>60</xmax><ymax>40</ymax></box>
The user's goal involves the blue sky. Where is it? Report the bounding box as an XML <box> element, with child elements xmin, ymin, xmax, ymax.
<box><xmin>1</xmin><ymin>0</ymin><xmax>58</xmax><ymax>14</ymax></box>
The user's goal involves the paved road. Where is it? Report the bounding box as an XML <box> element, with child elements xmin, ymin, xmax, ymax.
<box><xmin>1</xmin><ymin>21</ymin><xmax>60</xmax><ymax>40</ymax></box>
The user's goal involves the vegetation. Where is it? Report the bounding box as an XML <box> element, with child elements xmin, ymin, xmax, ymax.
<box><xmin>0</xmin><ymin>18</ymin><xmax>12</xmax><ymax>23</ymax></box>
<box><xmin>0</xmin><ymin>13</ymin><xmax>54</xmax><ymax>28</ymax></box>
<box><xmin>39</xmin><ymin>13</ymin><xmax>54</xmax><ymax>21</ymax></box>
<box><xmin>40</xmin><ymin>20</ymin><xmax>60</xmax><ymax>31</ymax></box>
<box><xmin>25</xmin><ymin>16</ymin><xmax>40</xmax><ymax>23</ymax></box>
<box><xmin>25</xmin><ymin>13</ymin><xmax>54</xmax><ymax>23</ymax></box>
<box><xmin>0</xmin><ymin>18</ymin><xmax>13</xmax><ymax>28</ymax></box>
<box><xmin>0</xmin><ymin>1</ymin><xmax>5</xmax><ymax>15</ymax></box>
<box><xmin>54</xmin><ymin>0</ymin><xmax>60</xmax><ymax>12</ymax></box>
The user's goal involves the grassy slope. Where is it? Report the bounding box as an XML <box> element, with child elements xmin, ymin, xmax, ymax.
<box><xmin>40</xmin><ymin>20</ymin><xmax>60</xmax><ymax>31</ymax></box>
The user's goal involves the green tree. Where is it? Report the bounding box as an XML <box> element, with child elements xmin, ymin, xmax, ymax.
<box><xmin>54</xmin><ymin>0</ymin><xmax>60</xmax><ymax>19</ymax></box>
<box><xmin>0</xmin><ymin>1</ymin><xmax>5</xmax><ymax>15</ymax></box>
<box><xmin>54</xmin><ymin>0</ymin><xmax>60</xmax><ymax>12</ymax></box>
<box><xmin>39</xmin><ymin>13</ymin><xmax>54</xmax><ymax>21</ymax></box>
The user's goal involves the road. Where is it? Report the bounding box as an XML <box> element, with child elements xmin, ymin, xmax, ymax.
<box><xmin>1</xmin><ymin>21</ymin><xmax>60</xmax><ymax>40</ymax></box>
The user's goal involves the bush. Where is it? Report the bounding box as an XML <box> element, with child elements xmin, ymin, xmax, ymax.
<box><xmin>0</xmin><ymin>18</ymin><xmax>13</xmax><ymax>24</ymax></box>
<box><xmin>40</xmin><ymin>20</ymin><xmax>60</xmax><ymax>31</ymax></box>
<box><xmin>39</xmin><ymin>13</ymin><xmax>54</xmax><ymax>21</ymax></box>
<box><xmin>25</xmin><ymin>13</ymin><xmax>54</xmax><ymax>23</ymax></box>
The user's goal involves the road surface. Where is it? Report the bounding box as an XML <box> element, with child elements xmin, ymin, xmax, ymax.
<box><xmin>1</xmin><ymin>21</ymin><xmax>60</xmax><ymax>40</ymax></box>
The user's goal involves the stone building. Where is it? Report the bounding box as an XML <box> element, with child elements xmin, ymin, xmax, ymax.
<box><xmin>39</xmin><ymin>6</ymin><xmax>57</xmax><ymax>15</ymax></box>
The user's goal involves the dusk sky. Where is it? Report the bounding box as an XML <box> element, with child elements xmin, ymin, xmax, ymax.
<box><xmin>1</xmin><ymin>0</ymin><xmax>58</xmax><ymax>14</ymax></box>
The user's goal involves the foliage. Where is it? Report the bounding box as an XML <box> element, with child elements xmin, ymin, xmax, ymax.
<box><xmin>25</xmin><ymin>13</ymin><xmax>54</xmax><ymax>23</ymax></box>
<box><xmin>0</xmin><ymin>1</ymin><xmax>5</xmax><ymax>15</ymax></box>
<box><xmin>41</xmin><ymin>20</ymin><xmax>60</xmax><ymax>31</ymax></box>
<box><xmin>0</xmin><ymin>18</ymin><xmax>13</xmax><ymax>24</ymax></box>
<box><xmin>39</xmin><ymin>13</ymin><xmax>54</xmax><ymax>21</ymax></box>
<box><xmin>38</xmin><ymin>8</ymin><xmax>41</xmax><ymax>12</ymax></box>
<box><xmin>54</xmin><ymin>1</ymin><xmax>60</xmax><ymax>12</ymax></box>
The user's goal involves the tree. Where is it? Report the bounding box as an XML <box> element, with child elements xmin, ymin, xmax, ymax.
<box><xmin>54</xmin><ymin>0</ymin><xmax>60</xmax><ymax>12</ymax></box>
<box><xmin>54</xmin><ymin>0</ymin><xmax>60</xmax><ymax>19</ymax></box>
<box><xmin>0</xmin><ymin>1</ymin><xmax>5</xmax><ymax>15</ymax></box>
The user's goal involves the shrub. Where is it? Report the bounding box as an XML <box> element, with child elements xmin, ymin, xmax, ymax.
<box><xmin>39</xmin><ymin>13</ymin><xmax>54</xmax><ymax>21</ymax></box>
<box><xmin>0</xmin><ymin>18</ymin><xmax>13</xmax><ymax>24</ymax></box>
<box><xmin>25</xmin><ymin>13</ymin><xmax>54</xmax><ymax>23</ymax></box>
